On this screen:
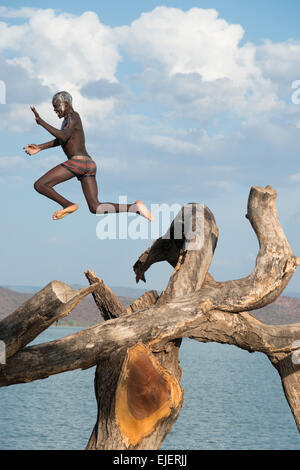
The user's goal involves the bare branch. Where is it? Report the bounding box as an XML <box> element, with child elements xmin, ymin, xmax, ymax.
<box><xmin>123</xmin><ymin>291</ymin><xmax>159</xmax><ymax>315</ymax></box>
<box><xmin>84</xmin><ymin>270</ymin><xmax>123</xmax><ymax>320</ymax></box>
<box><xmin>1</xmin><ymin>295</ymin><xmax>300</xmax><ymax>387</ymax></box>
<box><xmin>197</xmin><ymin>186</ymin><xmax>299</xmax><ymax>312</ymax></box>
<box><xmin>157</xmin><ymin>204</ymin><xmax>218</xmax><ymax>304</ymax></box>
<box><xmin>135</xmin><ymin>186</ymin><xmax>299</xmax><ymax>312</ymax></box>
<box><xmin>0</xmin><ymin>281</ymin><xmax>99</xmax><ymax>359</ymax></box>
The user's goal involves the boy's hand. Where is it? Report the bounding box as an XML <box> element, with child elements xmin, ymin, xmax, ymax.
<box><xmin>23</xmin><ymin>144</ymin><xmax>41</xmax><ymax>156</ymax></box>
<box><xmin>30</xmin><ymin>106</ymin><xmax>42</xmax><ymax>125</ymax></box>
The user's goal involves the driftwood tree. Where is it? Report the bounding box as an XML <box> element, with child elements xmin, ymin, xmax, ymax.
<box><xmin>1</xmin><ymin>185</ymin><xmax>300</xmax><ymax>449</ymax></box>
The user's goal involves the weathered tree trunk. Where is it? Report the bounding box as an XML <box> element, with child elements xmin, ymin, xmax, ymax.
<box><xmin>85</xmin><ymin>204</ymin><xmax>219</xmax><ymax>449</ymax></box>
<box><xmin>269</xmin><ymin>349</ymin><xmax>300</xmax><ymax>430</ymax></box>
<box><xmin>84</xmin><ymin>270</ymin><xmax>184</xmax><ymax>450</ymax></box>
<box><xmin>0</xmin><ymin>185</ymin><xmax>300</xmax><ymax>449</ymax></box>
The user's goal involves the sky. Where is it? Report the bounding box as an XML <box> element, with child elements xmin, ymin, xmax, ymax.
<box><xmin>1</xmin><ymin>1</ymin><xmax>300</xmax><ymax>295</ymax></box>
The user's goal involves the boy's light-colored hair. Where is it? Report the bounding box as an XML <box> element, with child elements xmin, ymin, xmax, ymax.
<box><xmin>52</xmin><ymin>91</ymin><xmax>72</xmax><ymax>105</ymax></box>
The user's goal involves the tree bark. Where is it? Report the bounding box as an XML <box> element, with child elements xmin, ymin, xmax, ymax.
<box><xmin>0</xmin><ymin>281</ymin><xmax>99</xmax><ymax>360</ymax></box>
<box><xmin>84</xmin><ymin>271</ymin><xmax>184</xmax><ymax>450</ymax></box>
<box><xmin>84</xmin><ymin>270</ymin><xmax>124</xmax><ymax>320</ymax></box>
<box><xmin>269</xmin><ymin>349</ymin><xmax>300</xmax><ymax>431</ymax></box>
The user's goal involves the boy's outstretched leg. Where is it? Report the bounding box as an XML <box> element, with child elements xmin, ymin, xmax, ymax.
<box><xmin>80</xmin><ymin>177</ymin><xmax>153</xmax><ymax>220</ymax></box>
<box><xmin>130</xmin><ymin>200</ymin><xmax>153</xmax><ymax>221</ymax></box>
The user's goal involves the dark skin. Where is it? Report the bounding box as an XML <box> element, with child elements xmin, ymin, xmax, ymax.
<box><xmin>24</xmin><ymin>99</ymin><xmax>153</xmax><ymax>221</ymax></box>
<box><xmin>26</xmin><ymin>101</ymin><xmax>90</xmax><ymax>158</ymax></box>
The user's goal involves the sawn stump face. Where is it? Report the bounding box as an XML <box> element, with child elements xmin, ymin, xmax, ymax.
<box><xmin>115</xmin><ymin>343</ymin><xmax>183</xmax><ymax>448</ymax></box>
<box><xmin>126</xmin><ymin>351</ymin><xmax>170</xmax><ymax>419</ymax></box>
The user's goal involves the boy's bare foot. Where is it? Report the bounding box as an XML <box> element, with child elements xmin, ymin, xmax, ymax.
<box><xmin>134</xmin><ymin>200</ymin><xmax>153</xmax><ymax>221</ymax></box>
<box><xmin>52</xmin><ymin>204</ymin><xmax>78</xmax><ymax>220</ymax></box>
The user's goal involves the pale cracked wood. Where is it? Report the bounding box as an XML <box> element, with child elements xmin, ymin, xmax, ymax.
<box><xmin>157</xmin><ymin>204</ymin><xmax>218</xmax><ymax>305</ymax></box>
<box><xmin>136</xmin><ymin>186</ymin><xmax>299</xmax><ymax>313</ymax></box>
<box><xmin>123</xmin><ymin>291</ymin><xmax>159</xmax><ymax>315</ymax></box>
<box><xmin>2</xmin><ymin>300</ymin><xmax>300</xmax><ymax>387</ymax></box>
<box><xmin>208</xmin><ymin>185</ymin><xmax>298</xmax><ymax>311</ymax></box>
<box><xmin>0</xmin><ymin>281</ymin><xmax>99</xmax><ymax>359</ymax></box>
<box><xmin>133</xmin><ymin>204</ymin><xmax>218</xmax><ymax>293</ymax></box>
<box><xmin>84</xmin><ymin>270</ymin><xmax>123</xmax><ymax>320</ymax></box>
<box><xmin>84</xmin><ymin>270</ymin><xmax>159</xmax><ymax>317</ymax></box>
<box><xmin>269</xmin><ymin>349</ymin><xmax>300</xmax><ymax>430</ymax></box>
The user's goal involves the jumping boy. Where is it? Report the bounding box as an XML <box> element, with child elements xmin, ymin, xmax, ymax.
<box><xmin>24</xmin><ymin>91</ymin><xmax>153</xmax><ymax>221</ymax></box>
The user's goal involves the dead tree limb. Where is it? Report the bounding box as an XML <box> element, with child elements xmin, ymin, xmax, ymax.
<box><xmin>1</xmin><ymin>301</ymin><xmax>300</xmax><ymax>384</ymax></box>
<box><xmin>135</xmin><ymin>186</ymin><xmax>298</xmax><ymax>312</ymax></box>
<box><xmin>0</xmin><ymin>281</ymin><xmax>99</xmax><ymax>359</ymax></box>
<box><xmin>84</xmin><ymin>269</ymin><xmax>123</xmax><ymax>320</ymax></box>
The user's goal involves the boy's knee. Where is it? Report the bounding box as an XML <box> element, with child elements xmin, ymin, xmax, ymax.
<box><xmin>34</xmin><ymin>179</ymin><xmax>52</xmax><ymax>194</ymax></box>
<box><xmin>34</xmin><ymin>180</ymin><xmax>42</xmax><ymax>193</ymax></box>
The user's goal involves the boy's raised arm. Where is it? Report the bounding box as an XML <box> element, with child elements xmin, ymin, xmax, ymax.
<box><xmin>30</xmin><ymin>106</ymin><xmax>76</xmax><ymax>143</ymax></box>
<box><xmin>24</xmin><ymin>139</ymin><xmax>59</xmax><ymax>156</ymax></box>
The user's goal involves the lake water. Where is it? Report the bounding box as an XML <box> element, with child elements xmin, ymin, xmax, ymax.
<box><xmin>0</xmin><ymin>326</ymin><xmax>299</xmax><ymax>450</ymax></box>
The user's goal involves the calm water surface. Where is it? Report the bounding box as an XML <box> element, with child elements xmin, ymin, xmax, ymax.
<box><xmin>0</xmin><ymin>327</ymin><xmax>299</xmax><ymax>450</ymax></box>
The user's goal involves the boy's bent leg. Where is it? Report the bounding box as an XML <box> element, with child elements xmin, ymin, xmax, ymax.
<box><xmin>80</xmin><ymin>176</ymin><xmax>101</xmax><ymax>214</ymax></box>
<box><xmin>34</xmin><ymin>164</ymin><xmax>75</xmax><ymax>207</ymax></box>
<box><xmin>34</xmin><ymin>164</ymin><xmax>78</xmax><ymax>220</ymax></box>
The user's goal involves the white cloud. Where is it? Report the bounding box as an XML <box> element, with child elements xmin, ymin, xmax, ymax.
<box><xmin>0</xmin><ymin>56</ymin><xmax>50</xmax><ymax>105</ymax></box>
<box><xmin>0</xmin><ymin>156</ymin><xmax>27</xmax><ymax>169</ymax></box>
<box><xmin>290</xmin><ymin>173</ymin><xmax>300</xmax><ymax>182</ymax></box>
<box><xmin>31</xmin><ymin>154</ymin><xmax>63</xmax><ymax>171</ymax></box>
<box><xmin>0</xmin><ymin>8</ymin><xmax>122</xmax><ymax>132</ymax></box>
<box><xmin>94</xmin><ymin>156</ymin><xmax>129</xmax><ymax>172</ymax></box>
<box><xmin>115</xmin><ymin>5</ymin><xmax>275</xmax><ymax>107</ymax></box>
<box><xmin>135</xmin><ymin>127</ymin><xmax>226</xmax><ymax>157</ymax></box>
<box><xmin>257</xmin><ymin>40</ymin><xmax>300</xmax><ymax>84</ymax></box>
<box><xmin>117</xmin><ymin>7</ymin><xmax>255</xmax><ymax>82</ymax></box>
<box><xmin>0</xmin><ymin>6</ymin><xmax>39</xmax><ymax>18</ymax></box>
<box><xmin>0</xmin><ymin>154</ymin><xmax>64</xmax><ymax>175</ymax></box>
<box><xmin>0</xmin><ymin>9</ymin><xmax>120</xmax><ymax>90</ymax></box>
<box><xmin>0</xmin><ymin>103</ymin><xmax>36</xmax><ymax>132</ymax></box>
<box><xmin>114</xmin><ymin>7</ymin><xmax>288</xmax><ymax>126</ymax></box>
<box><xmin>141</xmin><ymin>134</ymin><xmax>203</xmax><ymax>155</ymax></box>
<box><xmin>0</xmin><ymin>4</ymin><xmax>299</xmax><ymax>192</ymax></box>
<box><xmin>0</xmin><ymin>5</ymin><xmax>295</xmax><ymax>133</ymax></box>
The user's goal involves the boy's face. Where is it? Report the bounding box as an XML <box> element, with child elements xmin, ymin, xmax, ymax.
<box><xmin>53</xmin><ymin>99</ymin><xmax>68</xmax><ymax>119</ymax></box>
